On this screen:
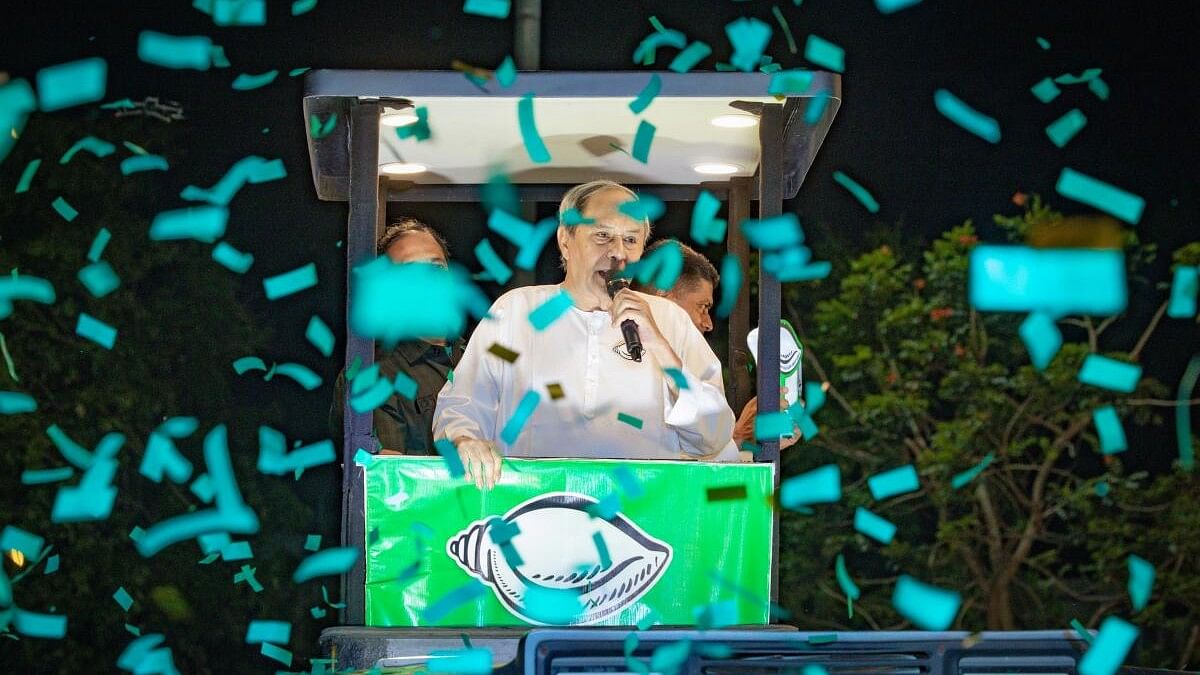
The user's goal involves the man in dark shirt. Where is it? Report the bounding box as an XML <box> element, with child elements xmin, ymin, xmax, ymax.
<box><xmin>330</xmin><ymin>218</ymin><xmax>464</xmax><ymax>455</ymax></box>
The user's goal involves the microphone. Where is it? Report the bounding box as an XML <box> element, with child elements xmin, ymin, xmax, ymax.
<box><xmin>605</xmin><ymin>264</ymin><xmax>644</xmax><ymax>363</ymax></box>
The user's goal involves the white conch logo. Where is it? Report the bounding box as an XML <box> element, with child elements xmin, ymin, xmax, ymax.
<box><xmin>446</xmin><ymin>492</ymin><xmax>673</xmax><ymax>625</ymax></box>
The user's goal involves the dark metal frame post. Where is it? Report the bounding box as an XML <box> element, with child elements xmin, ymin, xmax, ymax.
<box><xmin>757</xmin><ymin>103</ymin><xmax>784</xmax><ymax>607</ymax></box>
<box><xmin>727</xmin><ymin>177</ymin><xmax>754</xmax><ymax>416</ymax></box>
<box><xmin>340</xmin><ymin>100</ymin><xmax>381</xmax><ymax>625</ymax></box>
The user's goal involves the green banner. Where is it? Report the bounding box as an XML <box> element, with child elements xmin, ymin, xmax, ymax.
<box><xmin>363</xmin><ymin>456</ymin><xmax>775</xmax><ymax>627</ymax></box>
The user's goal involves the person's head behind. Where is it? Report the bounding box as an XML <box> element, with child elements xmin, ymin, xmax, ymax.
<box><xmin>641</xmin><ymin>239</ymin><xmax>719</xmax><ymax>333</ymax></box>
<box><xmin>556</xmin><ymin>180</ymin><xmax>652</xmax><ymax>300</ymax></box>
<box><xmin>377</xmin><ymin>218</ymin><xmax>450</xmax><ymax>266</ymax></box>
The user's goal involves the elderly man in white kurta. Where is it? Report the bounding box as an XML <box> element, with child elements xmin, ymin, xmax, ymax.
<box><xmin>433</xmin><ymin>180</ymin><xmax>735</xmax><ymax>488</ymax></box>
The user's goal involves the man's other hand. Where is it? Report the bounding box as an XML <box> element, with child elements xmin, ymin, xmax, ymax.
<box><xmin>732</xmin><ymin>387</ymin><xmax>802</xmax><ymax>451</ymax></box>
<box><xmin>454</xmin><ymin>436</ymin><xmax>502</xmax><ymax>490</ymax></box>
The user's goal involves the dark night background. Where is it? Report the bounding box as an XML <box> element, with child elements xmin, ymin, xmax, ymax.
<box><xmin>1</xmin><ymin>0</ymin><xmax>1197</xmax><ymax>672</ymax></box>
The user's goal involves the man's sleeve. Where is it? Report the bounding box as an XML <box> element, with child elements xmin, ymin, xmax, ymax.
<box><xmin>433</xmin><ymin>303</ymin><xmax>506</xmax><ymax>444</ymax></box>
<box><xmin>663</xmin><ymin>317</ymin><xmax>736</xmax><ymax>458</ymax></box>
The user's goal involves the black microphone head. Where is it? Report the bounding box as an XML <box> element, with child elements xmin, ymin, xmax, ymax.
<box><xmin>606</xmin><ymin>275</ymin><xmax>631</xmax><ymax>298</ymax></box>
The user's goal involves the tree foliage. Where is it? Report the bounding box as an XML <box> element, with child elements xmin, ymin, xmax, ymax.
<box><xmin>779</xmin><ymin>199</ymin><xmax>1199</xmax><ymax>668</ymax></box>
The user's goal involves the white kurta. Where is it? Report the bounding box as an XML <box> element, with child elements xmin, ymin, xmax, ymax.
<box><xmin>433</xmin><ymin>285</ymin><xmax>735</xmax><ymax>460</ymax></box>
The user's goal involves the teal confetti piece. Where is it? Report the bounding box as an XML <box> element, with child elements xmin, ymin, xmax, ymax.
<box><xmin>232</xmin><ymin>70</ymin><xmax>278</xmax><ymax>91</ymax></box>
<box><xmin>1072</xmin><ymin>619</ymin><xmax>1096</xmax><ymax>644</ymax></box>
<box><xmin>273</xmin><ymin>363</ymin><xmax>323</xmax><ymax>390</ymax></box>
<box><xmin>517</xmin><ymin>94</ymin><xmax>551</xmax><ymax>163</ymax></box>
<box><xmin>1167</xmin><ymin>267</ymin><xmax>1198</xmax><ymax>318</ymax></box>
<box><xmin>668</xmin><ymin>41</ymin><xmax>712</xmax><ymax>73</ymax></box>
<box><xmin>740</xmin><ymin>213</ymin><xmax>802</xmax><ymax>250</ymax></box>
<box><xmin>13</xmin><ymin>608</ymin><xmax>67</xmax><ymax>639</ymax></box>
<box><xmin>779</xmin><ymin>464</ymin><xmax>841</xmax><ymax>509</ymax></box>
<box><xmin>120</xmin><ymin>154</ymin><xmax>169</xmax><ymax>175</ymax></box>
<box><xmin>1046</xmin><ymin>108</ymin><xmax>1087</xmax><ymax>148</ymax></box>
<box><xmin>618</xmin><ymin>194</ymin><xmax>665</xmax><ymax>223</ymax></box>
<box><xmin>233</xmin><ymin>356</ymin><xmax>267</xmax><ymax>374</ymax></box>
<box><xmin>212</xmin><ymin>0</ymin><xmax>265</xmax><ymax>25</ymax></box>
<box><xmin>51</xmin><ymin>196</ymin><xmax>78</xmax><ymax>222</ymax></box>
<box><xmin>804</xmin><ymin>382</ymin><xmax>826</xmax><ymax>414</ymax></box>
<box><xmin>586</xmin><ymin>492</ymin><xmax>621</xmax><ymax>520</ymax></box>
<box><xmin>629</xmin><ymin>74</ymin><xmax>662</xmax><ymax>114</ymax></box>
<box><xmin>1055</xmin><ymin>68</ymin><xmax>1102</xmax><ymax>85</ymax></box>
<box><xmin>257</xmin><ymin>436</ymin><xmax>335</xmax><ymax>475</ymax></box>
<box><xmin>288</xmin><ymin>66</ymin><xmax>310</xmax><ymax>77</ymax></box>
<box><xmin>234</xmin><ymin>564</ymin><xmax>264</xmax><ymax>592</ymax></box>
<box><xmin>690</xmin><ymin>190</ymin><xmax>723</xmax><ymax>245</ymax></box>
<box><xmin>78</xmin><ymin>261</ymin><xmax>119</xmax><ymax>298</ymax></box>
<box><xmin>190</xmin><ymin>473</ymin><xmax>214</xmax><ymax>503</ymax></box>
<box><xmin>395</xmin><ymin>106</ymin><xmax>431</xmax><ymax>141</ymax></box>
<box><xmin>771</xmin><ymin>6</ymin><xmax>798</xmax><ymax>54</ymax></box>
<box><xmin>952</xmin><ymin>452</ymin><xmax>994</xmax><ymax>489</ymax></box>
<box><xmin>495</xmin><ymin>55</ymin><xmax>517</xmax><ymax>88</ymax></box>
<box><xmin>1127</xmin><ymin>554</ymin><xmax>1154</xmax><ymax>612</ymax></box>
<box><xmin>221</xmin><ymin>541</ymin><xmax>253</xmax><ymax>561</ymax></box>
<box><xmin>767</xmin><ymin>70</ymin><xmax>814</xmax><ymax>96</ymax></box>
<box><xmin>435</xmin><ymin>439</ymin><xmax>465</xmax><ymax>478</ymax></box>
<box><xmin>181</xmin><ymin>155</ymin><xmax>286</xmax><ymax>205</ymax></box>
<box><xmin>1031</xmin><ymin>77</ymin><xmax>1061</xmax><ymax>103</ymax></box>
<box><xmin>875</xmin><ymin>0</ymin><xmax>922</xmax><ymax>12</ymax></box>
<box><xmin>15</xmin><ymin>158</ymin><xmax>41</xmax><ymax>193</ymax></box>
<box><xmin>149</xmin><ymin>206</ymin><xmax>228</xmax><ymax>243</ymax></box>
<box><xmin>305</xmin><ymin>316</ymin><xmax>335</xmax><ymax>357</ymax></box>
<box><xmin>867</xmin><ymin>464</ymin><xmax>919</xmax><ymax>500</ymax></box>
<box><xmin>613</xmin><ymin>466</ymin><xmax>644</xmax><ymax>499</ymax></box>
<box><xmin>854</xmin><ymin>507</ymin><xmax>897</xmax><ymax>544</ymax></box>
<box><xmin>245</xmin><ymin>619</ymin><xmax>291</xmax><ymax>644</ymax></box>
<box><xmin>515</xmin><ymin>218</ymin><xmax>557</xmax><ymax>270</ymax></box>
<box><xmin>263</xmin><ymin>263</ymin><xmax>317</xmax><ymax>300</ymax></box>
<box><xmin>662</xmin><ymin>367</ymin><xmax>689</xmax><ymax>390</ymax></box>
<box><xmin>1056</xmin><ymin>167</ymin><xmax>1144</xmax><ymax>224</ymax></box>
<box><xmin>501</xmin><ymin>390</ymin><xmax>541</xmax><ymax>444</ymax></box>
<box><xmin>1088</xmin><ymin>77</ymin><xmax>1110</xmax><ymax>101</ymax></box>
<box><xmin>43</xmin><ymin>554</ymin><xmax>59</xmax><ymax>574</ymax></box>
<box><xmin>968</xmin><ymin>246</ymin><xmax>1126</xmax><ymax>315</ymax></box>
<box><xmin>488</xmin><ymin>209</ymin><xmax>534</xmax><ymax>245</ymax></box>
<box><xmin>260</xmin><ymin>642</ymin><xmax>292</xmax><ymax>667</ymax></box>
<box><xmin>0</xmin><ymin>79</ymin><xmax>37</xmax><ymax>166</ymax></box>
<box><xmin>1078</xmin><ymin>355</ymin><xmax>1141</xmax><ymax>393</ymax></box>
<box><xmin>617</xmin><ymin>412</ymin><xmax>644</xmax><ymax>430</ymax></box>
<box><xmin>1079</xmin><ymin>616</ymin><xmax>1138</xmax><ymax>675</ymax></box>
<box><xmin>463</xmin><ymin>0</ymin><xmax>509</xmax><ymax>18</ymax></box>
<box><xmin>804</xmin><ymin>90</ymin><xmax>830</xmax><ymax>124</ymax></box>
<box><xmin>310</xmin><ymin>606</ymin><xmax>326</xmax><ymax>619</ymax></box>
<box><xmin>835</xmin><ymin>553</ymin><xmax>860</xmax><ymax>604</ymax></box>
<box><xmin>808</xmin><ymin>634</ymin><xmax>837</xmax><ymax>645</ymax></box>
<box><xmin>309</xmin><ymin>112</ymin><xmax>337</xmax><ymax>139</ymax></box>
<box><xmin>804</xmin><ymin>34</ymin><xmax>844</xmax><ymax>72</ymax></box>
<box><xmin>934</xmin><ymin>88</ymin><xmax>1000</xmax><ymax>143</ymax></box>
<box><xmin>591</xmin><ymin>531</ymin><xmax>612</xmax><ymax>569</ymax></box>
<box><xmin>423</xmin><ymin>581</ymin><xmax>488</xmax><ymax>622</ymax></box>
<box><xmin>832</xmin><ymin>170</ymin><xmax>880</xmax><ymax>213</ymax></box>
<box><xmin>76</xmin><ymin>313</ymin><xmax>117</xmax><ymax>349</ymax></box>
<box><xmin>474</xmin><ymin>239</ymin><xmax>513</xmax><ymax>285</ymax></box>
<box><xmin>122</xmin><ymin>141</ymin><xmax>148</xmax><ymax>155</ymax></box>
<box><xmin>429</xmin><ymin>648</ymin><xmax>492</xmax><ymax>674</ymax></box>
<box><xmin>892</xmin><ymin>575</ymin><xmax>961</xmax><ymax>630</ymax></box>
<box><xmin>114</xmin><ymin>586</ymin><xmax>134</xmax><ymax>611</ymax></box>
<box><xmin>1092</xmin><ymin>406</ymin><xmax>1127</xmax><ymax>454</ymax></box>
<box><xmin>87</xmin><ymin>228</ymin><xmax>111</xmax><ymax>262</ymax></box>
<box><xmin>293</xmin><ymin>546</ymin><xmax>359</xmax><ymax>583</ymax></box>
<box><xmin>715</xmin><ymin>254</ymin><xmax>742</xmax><ymax>319</ymax></box>
<box><xmin>140</xmin><ymin>432</ymin><xmax>194</xmax><ymax>483</ymax></box>
<box><xmin>51</xmin><ymin>453</ymin><xmax>119</xmax><ymax>523</ymax></box>
<box><xmin>524</xmin><ymin>585</ymin><xmax>583</xmax><ymax>624</ymax></box>
<box><xmin>137</xmin><ymin>31</ymin><xmax>212</xmax><ymax>70</ymax></box>
<box><xmin>0</xmin><ymin>391</ymin><xmax>36</xmax><ymax>415</ymax></box>
<box><xmin>528</xmin><ymin>289</ymin><xmax>574</xmax><ymax>330</ymax></box>
<box><xmin>21</xmin><ymin>466</ymin><xmax>73</xmax><ymax>484</ymax></box>
<box><xmin>1175</xmin><ymin>355</ymin><xmax>1199</xmax><ymax>472</ymax></box>
<box><xmin>37</xmin><ymin>57</ymin><xmax>107</xmax><ymax>111</ymax></box>
<box><xmin>1019</xmin><ymin>311</ymin><xmax>1062</xmax><ymax>370</ymax></box>
<box><xmin>199</xmin><ymin>532</ymin><xmax>231</xmax><ymax>555</ymax></box>
<box><xmin>1037</xmin><ymin>36</ymin><xmax>1051</xmax><ymax>49</ymax></box>
<box><xmin>304</xmin><ymin>534</ymin><xmax>322</xmax><ymax>552</ymax></box>
<box><xmin>394</xmin><ymin>371</ymin><xmax>418</xmax><ymax>400</ymax></box>
<box><xmin>60</xmin><ymin>136</ymin><xmax>115</xmax><ymax>164</ymax></box>
<box><xmin>633</xmin><ymin>19</ymin><xmax>687</xmax><ymax>65</ymax></box>
<box><xmin>292</xmin><ymin>0</ymin><xmax>317</xmax><ymax>15</ymax></box>
<box><xmin>725</xmin><ymin>17</ymin><xmax>773</xmax><ymax>72</ymax></box>
<box><xmin>212</xmin><ymin>241</ymin><xmax>254</xmax><ymax>274</ymax></box>
<box><xmin>0</xmin><ymin>525</ymin><xmax>44</xmax><ymax>559</ymax></box>
<box><xmin>755</xmin><ymin>411</ymin><xmax>793</xmax><ymax>440</ymax></box>
<box><xmin>46</xmin><ymin>424</ymin><xmax>94</xmax><ymax>469</ymax></box>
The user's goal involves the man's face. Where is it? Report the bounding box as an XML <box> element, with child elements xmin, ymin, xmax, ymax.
<box><xmin>557</xmin><ymin>188</ymin><xmax>648</xmax><ymax>300</ymax></box>
<box><xmin>666</xmin><ymin>279</ymin><xmax>715</xmax><ymax>333</ymax></box>
<box><xmin>384</xmin><ymin>231</ymin><xmax>448</xmax><ymax>267</ymax></box>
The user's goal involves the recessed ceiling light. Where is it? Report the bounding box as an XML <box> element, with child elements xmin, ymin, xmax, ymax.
<box><xmin>693</xmin><ymin>162</ymin><xmax>742</xmax><ymax>175</ymax></box>
<box><xmin>381</xmin><ymin>111</ymin><xmax>420</xmax><ymax>127</ymax></box>
<box><xmin>710</xmin><ymin>114</ymin><xmax>759</xmax><ymax>128</ymax></box>
<box><xmin>380</xmin><ymin>162</ymin><xmax>427</xmax><ymax>175</ymax></box>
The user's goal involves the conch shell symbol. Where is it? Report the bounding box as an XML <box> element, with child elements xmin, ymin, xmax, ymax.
<box><xmin>447</xmin><ymin>492</ymin><xmax>673</xmax><ymax>625</ymax></box>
